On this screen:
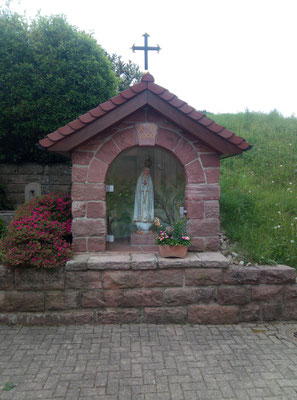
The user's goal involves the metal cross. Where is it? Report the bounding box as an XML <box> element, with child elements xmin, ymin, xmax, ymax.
<box><xmin>131</xmin><ymin>33</ymin><xmax>160</xmax><ymax>70</ymax></box>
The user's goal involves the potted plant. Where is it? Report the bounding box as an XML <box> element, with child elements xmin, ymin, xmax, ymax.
<box><xmin>155</xmin><ymin>217</ymin><xmax>191</xmax><ymax>258</ymax></box>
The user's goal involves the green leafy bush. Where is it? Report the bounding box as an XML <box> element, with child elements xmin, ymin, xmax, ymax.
<box><xmin>0</xmin><ymin>193</ymin><xmax>72</xmax><ymax>269</ymax></box>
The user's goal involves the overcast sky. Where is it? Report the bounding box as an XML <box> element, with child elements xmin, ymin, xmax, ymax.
<box><xmin>6</xmin><ymin>0</ymin><xmax>297</xmax><ymax>116</ymax></box>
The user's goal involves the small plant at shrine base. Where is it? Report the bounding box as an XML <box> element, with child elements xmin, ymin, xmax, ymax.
<box><xmin>155</xmin><ymin>217</ymin><xmax>191</xmax><ymax>247</ymax></box>
<box><xmin>0</xmin><ymin>193</ymin><xmax>72</xmax><ymax>269</ymax></box>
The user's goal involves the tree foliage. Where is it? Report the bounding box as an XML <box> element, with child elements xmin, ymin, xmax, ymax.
<box><xmin>0</xmin><ymin>9</ymin><xmax>119</xmax><ymax>163</ymax></box>
<box><xmin>107</xmin><ymin>54</ymin><xmax>142</xmax><ymax>91</ymax></box>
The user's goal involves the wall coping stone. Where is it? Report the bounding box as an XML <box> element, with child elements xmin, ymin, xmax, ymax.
<box><xmin>65</xmin><ymin>251</ymin><xmax>230</xmax><ymax>271</ymax></box>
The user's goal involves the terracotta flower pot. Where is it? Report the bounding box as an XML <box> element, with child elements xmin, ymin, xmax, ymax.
<box><xmin>158</xmin><ymin>244</ymin><xmax>188</xmax><ymax>258</ymax></box>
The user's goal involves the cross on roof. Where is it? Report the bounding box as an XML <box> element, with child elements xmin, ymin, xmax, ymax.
<box><xmin>131</xmin><ymin>33</ymin><xmax>160</xmax><ymax>70</ymax></box>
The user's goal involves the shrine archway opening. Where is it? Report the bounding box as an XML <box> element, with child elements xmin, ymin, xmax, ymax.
<box><xmin>105</xmin><ymin>146</ymin><xmax>185</xmax><ymax>249</ymax></box>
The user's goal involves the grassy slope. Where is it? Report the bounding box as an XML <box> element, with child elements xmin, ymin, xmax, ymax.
<box><xmin>207</xmin><ymin>110</ymin><xmax>297</xmax><ymax>267</ymax></box>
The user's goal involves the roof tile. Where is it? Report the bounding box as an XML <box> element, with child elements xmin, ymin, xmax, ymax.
<box><xmin>89</xmin><ymin>106</ymin><xmax>106</xmax><ymax>118</ymax></box>
<box><xmin>39</xmin><ymin>137</ymin><xmax>53</xmax><ymax>148</ymax></box>
<box><xmin>141</xmin><ymin>73</ymin><xmax>154</xmax><ymax>82</ymax></box>
<box><xmin>198</xmin><ymin>116</ymin><xmax>213</xmax><ymax>127</ymax></box>
<box><xmin>188</xmin><ymin>110</ymin><xmax>204</xmax><ymax>120</ymax></box>
<box><xmin>218</xmin><ymin>129</ymin><xmax>234</xmax><ymax>139</ymax></box>
<box><xmin>68</xmin><ymin>119</ymin><xmax>85</xmax><ymax>131</ymax></box>
<box><xmin>147</xmin><ymin>82</ymin><xmax>165</xmax><ymax>95</ymax></box>
<box><xmin>160</xmin><ymin>90</ymin><xmax>175</xmax><ymax>102</ymax></box>
<box><xmin>169</xmin><ymin>97</ymin><xmax>185</xmax><ymax>108</ymax></box>
<box><xmin>110</xmin><ymin>94</ymin><xmax>127</xmax><ymax>105</ymax></box>
<box><xmin>229</xmin><ymin>135</ymin><xmax>245</xmax><ymax>145</ymax></box>
<box><xmin>179</xmin><ymin>103</ymin><xmax>194</xmax><ymax>114</ymax></box>
<box><xmin>207</xmin><ymin>122</ymin><xmax>225</xmax><ymax>133</ymax></box>
<box><xmin>100</xmin><ymin>100</ymin><xmax>116</xmax><ymax>112</ymax></box>
<box><xmin>47</xmin><ymin>130</ymin><xmax>64</xmax><ymax>142</ymax></box>
<box><xmin>79</xmin><ymin>113</ymin><xmax>96</xmax><ymax>124</ymax></box>
<box><xmin>238</xmin><ymin>141</ymin><xmax>251</xmax><ymax>150</ymax></box>
<box><xmin>131</xmin><ymin>81</ymin><xmax>147</xmax><ymax>93</ymax></box>
<box><xmin>57</xmin><ymin>125</ymin><xmax>74</xmax><ymax>135</ymax></box>
<box><xmin>121</xmin><ymin>88</ymin><xmax>136</xmax><ymax>99</ymax></box>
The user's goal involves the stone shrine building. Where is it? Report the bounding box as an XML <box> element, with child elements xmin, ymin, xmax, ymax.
<box><xmin>40</xmin><ymin>73</ymin><xmax>251</xmax><ymax>253</ymax></box>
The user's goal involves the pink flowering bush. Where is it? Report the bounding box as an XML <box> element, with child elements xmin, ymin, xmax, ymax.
<box><xmin>155</xmin><ymin>218</ymin><xmax>191</xmax><ymax>247</ymax></box>
<box><xmin>0</xmin><ymin>193</ymin><xmax>72</xmax><ymax>269</ymax></box>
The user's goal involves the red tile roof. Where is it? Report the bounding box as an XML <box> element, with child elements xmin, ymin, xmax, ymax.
<box><xmin>39</xmin><ymin>73</ymin><xmax>251</xmax><ymax>155</ymax></box>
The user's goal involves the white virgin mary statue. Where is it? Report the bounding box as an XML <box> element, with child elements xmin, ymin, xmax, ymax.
<box><xmin>133</xmin><ymin>167</ymin><xmax>154</xmax><ymax>233</ymax></box>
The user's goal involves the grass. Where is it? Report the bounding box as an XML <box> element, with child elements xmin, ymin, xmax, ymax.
<box><xmin>207</xmin><ymin>110</ymin><xmax>297</xmax><ymax>267</ymax></box>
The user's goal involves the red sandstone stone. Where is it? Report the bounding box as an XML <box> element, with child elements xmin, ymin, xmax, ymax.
<box><xmin>200</xmin><ymin>154</ymin><xmax>220</xmax><ymax>168</ymax></box>
<box><xmin>131</xmin><ymin>254</ymin><xmax>157</xmax><ymax>270</ymax></box>
<box><xmin>188</xmin><ymin>305</ymin><xmax>239</xmax><ymax>324</ymax></box>
<box><xmin>185</xmin><ymin>268</ymin><xmax>223</xmax><ymax>286</ymax></box>
<box><xmin>104</xmin><ymin>271</ymin><xmax>145</xmax><ymax>289</ymax></box>
<box><xmin>136</xmin><ymin>123</ymin><xmax>158</xmax><ymax>146</ymax></box>
<box><xmin>185</xmin><ymin>160</ymin><xmax>205</xmax><ymax>184</ymax></box>
<box><xmin>145</xmin><ymin>270</ymin><xmax>183</xmax><ymax>287</ymax></box>
<box><xmin>113</xmin><ymin>128</ymin><xmax>137</xmax><ymax>150</ymax></box>
<box><xmin>173</xmin><ymin>139</ymin><xmax>198</xmax><ymax>165</ymax></box>
<box><xmin>240</xmin><ymin>303</ymin><xmax>261</xmax><ymax>322</ymax></box>
<box><xmin>104</xmin><ymin>290</ymin><xmax>124</xmax><ymax>307</ymax></box>
<box><xmin>0</xmin><ymin>291</ymin><xmax>45</xmax><ymax>312</ymax></box>
<box><xmin>260</xmin><ymin>265</ymin><xmax>296</xmax><ymax>284</ymax></box>
<box><xmin>205</xmin><ymin>237</ymin><xmax>220</xmax><ymax>251</ymax></box>
<box><xmin>96</xmin><ymin>308</ymin><xmax>140</xmax><ymax>324</ymax></box>
<box><xmin>187</xmin><ymin>218</ymin><xmax>219</xmax><ymax>237</ymax></box>
<box><xmin>72</xmin><ymin>201</ymin><xmax>86</xmax><ymax>218</ymax></box>
<box><xmin>281</xmin><ymin>302</ymin><xmax>297</xmax><ymax>320</ymax></box>
<box><xmin>184</xmin><ymin>201</ymin><xmax>204</xmax><ymax>219</ymax></box>
<box><xmin>284</xmin><ymin>285</ymin><xmax>297</xmax><ymax>301</ymax></box>
<box><xmin>198</xmin><ymin>252</ymin><xmax>229</xmax><ymax>268</ymax></box>
<box><xmin>66</xmin><ymin>271</ymin><xmax>102</xmax><ymax>289</ymax></box>
<box><xmin>88</xmin><ymin>237</ymin><xmax>106</xmax><ymax>252</ymax></box>
<box><xmin>251</xmin><ymin>285</ymin><xmax>284</xmax><ymax>302</ymax></box>
<box><xmin>72</xmin><ymin>151</ymin><xmax>93</xmax><ymax>165</ymax></box>
<box><xmin>164</xmin><ymin>287</ymin><xmax>216</xmax><ymax>306</ymax></box>
<box><xmin>88</xmin><ymin>254</ymin><xmax>130</xmax><ymax>270</ymax></box>
<box><xmin>87</xmin><ymin>202</ymin><xmax>106</xmax><ymax>218</ymax></box>
<box><xmin>81</xmin><ymin>291</ymin><xmax>105</xmax><ymax>308</ymax></box>
<box><xmin>156</xmin><ymin>129</ymin><xmax>181</xmax><ymax>151</ymax></box>
<box><xmin>193</xmin><ymin>142</ymin><xmax>214</xmax><ymax>153</ymax></box>
<box><xmin>95</xmin><ymin>139</ymin><xmax>120</xmax><ymax>165</ymax></box>
<box><xmin>185</xmin><ymin>184</ymin><xmax>220</xmax><ymax>201</ymax></box>
<box><xmin>144</xmin><ymin>307</ymin><xmax>187</xmax><ymax>324</ymax></box>
<box><xmin>205</xmin><ymin>168</ymin><xmax>220</xmax><ymax>184</ymax></box>
<box><xmin>15</xmin><ymin>269</ymin><xmax>64</xmax><ymax>290</ymax></box>
<box><xmin>189</xmin><ymin>237</ymin><xmax>205</xmax><ymax>251</ymax></box>
<box><xmin>72</xmin><ymin>166</ymin><xmax>88</xmax><ymax>183</ymax></box>
<box><xmin>217</xmin><ymin>287</ymin><xmax>251</xmax><ymax>305</ymax></box>
<box><xmin>72</xmin><ymin>219</ymin><xmax>105</xmax><ymax>237</ymax></box>
<box><xmin>47</xmin><ymin>291</ymin><xmax>79</xmax><ymax>311</ymax></box>
<box><xmin>73</xmin><ymin>238</ymin><xmax>87</xmax><ymax>253</ymax></box>
<box><xmin>261</xmin><ymin>303</ymin><xmax>282</xmax><ymax>320</ymax></box>
<box><xmin>66</xmin><ymin>255</ymin><xmax>89</xmax><ymax>270</ymax></box>
<box><xmin>122</xmin><ymin>289</ymin><xmax>163</xmax><ymax>307</ymax></box>
<box><xmin>87</xmin><ymin>158</ymin><xmax>108</xmax><ymax>183</ymax></box>
<box><xmin>204</xmin><ymin>201</ymin><xmax>219</xmax><ymax>218</ymax></box>
<box><xmin>0</xmin><ymin>265</ymin><xmax>14</xmax><ymax>290</ymax></box>
<box><xmin>72</xmin><ymin>183</ymin><xmax>105</xmax><ymax>201</ymax></box>
<box><xmin>223</xmin><ymin>267</ymin><xmax>261</xmax><ymax>285</ymax></box>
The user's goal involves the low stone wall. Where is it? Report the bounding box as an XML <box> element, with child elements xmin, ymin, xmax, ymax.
<box><xmin>0</xmin><ymin>252</ymin><xmax>296</xmax><ymax>325</ymax></box>
<box><xmin>0</xmin><ymin>163</ymin><xmax>71</xmax><ymax>207</ymax></box>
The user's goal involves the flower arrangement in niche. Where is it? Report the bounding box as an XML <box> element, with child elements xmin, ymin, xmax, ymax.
<box><xmin>0</xmin><ymin>193</ymin><xmax>72</xmax><ymax>269</ymax></box>
<box><xmin>155</xmin><ymin>217</ymin><xmax>191</xmax><ymax>247</ymax></box>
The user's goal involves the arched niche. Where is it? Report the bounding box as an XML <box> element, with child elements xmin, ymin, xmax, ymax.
<box><xmin>105</xmin><ymin>146</ymin><xmax>185</xmax><ymax>243</ymax></box>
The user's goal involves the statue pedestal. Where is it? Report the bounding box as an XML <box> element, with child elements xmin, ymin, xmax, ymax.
<box><xmin>130</xmin><ymin>232</ymin><xmax>155</xmax><ymax>246</ymax></box>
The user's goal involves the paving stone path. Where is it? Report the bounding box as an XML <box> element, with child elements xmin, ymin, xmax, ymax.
<box><xmin>0</xmin><ymin>323</ymin><xmax>297</xmax><ymax>400</ymax></box>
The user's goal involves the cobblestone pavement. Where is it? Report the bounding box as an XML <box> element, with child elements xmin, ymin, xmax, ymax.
<box><xmin>1</xmin><ymin>323</ymin><xmax>297</xmax><ymax>400</ymax></box>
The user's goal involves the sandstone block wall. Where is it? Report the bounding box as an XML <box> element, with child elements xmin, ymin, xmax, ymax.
<box><xmin>71</xmin><ymin>109</ymin><xmax>221</xmax><ymax>253</ymax></box>
<box><xmin>0</xmin><ymin>254</ymin><xmax>296</xmax><ymax>325</ymax></box>
<box><xmin>0</xmin><ymin>163</ymin><xmax>71</xmax><ymax>207</ymax></box>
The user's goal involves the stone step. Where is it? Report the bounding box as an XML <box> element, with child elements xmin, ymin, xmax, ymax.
<box><xmin>66</xmin><ymin>251</ymin><xmax>230</xmax><ymax>271</ymax></box>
